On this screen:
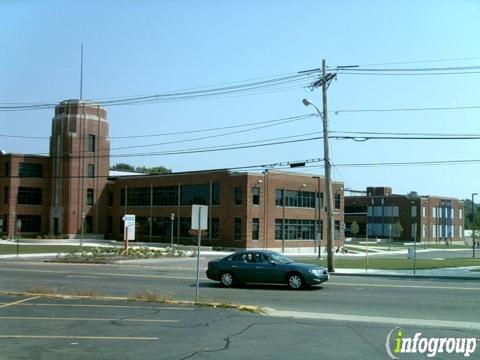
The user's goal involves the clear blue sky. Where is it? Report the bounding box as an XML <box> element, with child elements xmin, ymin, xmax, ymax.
<box><xmin>1</xmin><ymin>0</ymin><xmax>480</xmax><ymax>200</ymax></box>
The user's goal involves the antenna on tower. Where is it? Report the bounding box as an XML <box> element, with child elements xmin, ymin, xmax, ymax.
<box><xmin>80</xmin><ymin>43</ymin><xmax>84</xmax><ymax>100</ymax></box>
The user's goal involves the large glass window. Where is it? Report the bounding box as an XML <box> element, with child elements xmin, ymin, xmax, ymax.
<box><xmin>4</xmin><ymin>186</ymin><xmax>8</xmax><ymax>204</ymax></box>
<box><xmin>234</xmin><ymin>187</ymin><xmax>243</xmax><ymax>205</ymax></box>
<box><xmin>17</xmin><ymin>187</ymin><xmax>42</xmax><ymax>205</ymax></box>
<box><xmin>16</xmin><ymin>215</ymin><xmax>41</xmax><ymax>232</ymax></box>
<box><xmin>181</xmin><ymin>184</ymin><xmax>219</xmax><ymax>206</ymax></box>
<box><xmin>153</xmin><ymin>186</ymin><xmax>177</xmax><ymax>206</ymax></box>
<box><xmin>19</xmin><ymin>163</ymin><xmax>43</xmax><ymax>178</ymax></box>
<box><xmin>85</xmin><ymin>216</ymin><xmax>93</xmax><ymax>233</ymax></box>
<box><xmin>120</xmin><ymin>187</ymin><xmax>150</xmax><ymax>206</ymax></box>
<box><xmin>252</xmin><ymin>218</ymin><xmax>259</xmax><ymax>240</ymax></box>
<box><xmin>274</xmin><ymin>219</ymin><xmax>315</xmax><ymax>240</ymax></box>
<box><xmin>275</xmin><ymin>189</ymin><xmax>316</xmax><ymax>208</ymax></box>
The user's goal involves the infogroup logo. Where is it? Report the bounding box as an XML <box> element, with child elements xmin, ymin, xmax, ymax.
<box><xmin>385</xmin><ymin>327</ymin><xmax>478</xmax><ymax>359</ymax></box>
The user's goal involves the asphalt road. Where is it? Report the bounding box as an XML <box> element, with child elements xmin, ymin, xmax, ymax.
<box><xmin>0</xmin><ymin>294</ymin><xmax>477</xmax><ymax>360</ymax></box>
<box><xmin>0</xmin><ymin>257</ymin><xmax>479</xmax><ymax>359</ymax></box>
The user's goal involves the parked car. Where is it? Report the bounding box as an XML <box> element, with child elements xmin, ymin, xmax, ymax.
<box><xmin>206</xmin><ymin>250</ymin><xmax>329</xmax><ymax>289</ymax></box>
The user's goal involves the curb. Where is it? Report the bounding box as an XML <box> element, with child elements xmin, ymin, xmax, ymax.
<box><xmin>0</xmin><ymin>291</ymin><xmax>262</xmax><ymax>314</ymax></box>
<box><xmin>330</xmin><ymin>272</ymin><xmax>480</xmax><ymax>281</ymax></box>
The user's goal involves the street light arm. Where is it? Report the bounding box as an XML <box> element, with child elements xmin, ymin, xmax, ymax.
<box><xmin>303</xmin><ymin>99</ymin><xmax>323</xmax><ymax>120</ymax></box>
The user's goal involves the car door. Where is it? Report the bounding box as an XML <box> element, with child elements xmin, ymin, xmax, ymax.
<box><xmin>252</xmin><ymin>253</ymin><xmax>284</xmax><ymax>284</ymax></box>
<box><xmin>229</xmin><ymin>252</ymin><xmax>257</xmax><ymax>283</ymax></box>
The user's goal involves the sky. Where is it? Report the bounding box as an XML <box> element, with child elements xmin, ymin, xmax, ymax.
<box><xmin>1</xmin><ymin>0</ymin><xmax>480</xmax><ymax>200</ymax></box>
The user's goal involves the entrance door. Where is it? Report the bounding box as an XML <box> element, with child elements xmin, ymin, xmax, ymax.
<box><xmin>53</xmin><ymin>217</ymin><xmax>59</xmax><ymax>235</ymax></box>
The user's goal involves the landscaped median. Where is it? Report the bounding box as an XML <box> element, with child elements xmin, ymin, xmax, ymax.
<box><xmin>0</xmin><ymin>289</ymin><xmax>262</xmax><ymax>314</ymax></box>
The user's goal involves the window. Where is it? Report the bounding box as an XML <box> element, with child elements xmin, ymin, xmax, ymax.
<box><xmin>4</xmin><ymin>162</ymin><xmax>9</xmax><ymax>177</ymax></box>
<box><xmin>108</xmin><ymin>192</ymin><xmax>113</xmax><ymax>207</ymax></box>
<box><xmin>411</xmin><ymin>206</ymin><xmax>417</xmax><ymax>217</ymax></box>
<box><xmin>422</xmin><ymin>206</ymin><xmax>426</xmax><ymax>218</ymax></box>
<box><xmin>87</xmin><ymin>188</ymin><xmax>94</xmax><ymax>206</ymax></box>
<box><xmin>153</xmin><ymin>186</ymin><xmax>178</xmax><ymax>206</ymax></box>
<box><xmin>252</xmin><ymin>218</ymin><xmax>259</xmax><ymax>240</ymax></box>
<box><xmin>181</xmin><ymin>184</ymin><xmax>219</xmax><ymax>206</ymax></box>
<box><xmin>19</xmin><ymin>163</ymin><xmax>43</xmax><ymax>178</ymax></box>
<box><xmin>252</xmin><ymin>187</ymin><xmax>260</xmax><ymax>205</ymax></box>
<box><xmin>4</xmin><ymin>186</ymin><xmax>8</xmax><ymax>205</ymax></box>
<box><xmin>17</xmin><ymin>187</ymin><xmax>42</xmax><ymax>205</ymax></box>
<box><xmin>16</xmin><ymin>215</ymin><xmax>41</xmax><ymax>232</ymax></box>
<box><xmin>234</xmin><ymin>187</ymin><xmax>243</xmax><ymax>205</ymax></box>
<box><xmin>107</xmin><ymin>216</ymin><xmax>113</xmax><ymax>234</ymax></box>
<box><xmin>459</xmin><ymin>209</ymin><xmax>463</xmax><ymax>219</ymax></box>
<box><xmin>274</xmin><ymin>219</ymin><xmax>315</xmax><ymax>240</ymax></box>
<box><xmin>334</xmin><ymin>194</ymin><xmax>341</xmax><ymax>209</ymax></box>
<box><xmin>432</xmin><ymin>207</ymin><xmax>437</xmax><ymax>218</ymax></box>
<box><xmin>87</xmin><ymin>164</ymin><xmax>95</xmax><ymax>178</ymax></box>
<box><xmin>234</xmin><ymin>218</ymin><xmax>242</xmax><ymax>241</ymax></box>
<box><xmin>85</xmin><ymin>216</ymin><xmax>93</xmax><ymax>233</ymax></box>
<box><xmin>87</xmin><ymin>134</ymin><xmax>95</xmax><ymax>152</ymax></box>
<box><xmin>334</xmin><ymin>220</ymin><xmax>341</xmax><ymax>240</ymax></box>
<box><xmin>459</xmin><ymin>226</ymin><xmax>463</xmax><ymax>238</ymax></box>
<box><xmin>275</xmin><ymin>189</ymin><xmax>316</xmax><ymax>208</ymax></box>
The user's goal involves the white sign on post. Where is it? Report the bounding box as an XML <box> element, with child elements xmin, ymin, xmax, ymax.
<box><xmin>122</xmin><ymin>214</ymin><xmax>136</xmax><ymax>240</ymax></box>
<box><xmin>191</xmin><ymin>205</ymin><xmax>208</xmax><ymax>230</ymax></box>
<box><xmin>191</xmin><ymin>204</ymin><xmax>208</xmax><ymax>303</ymax></box>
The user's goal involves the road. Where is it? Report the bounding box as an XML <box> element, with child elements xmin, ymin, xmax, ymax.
<box><xmin>0</xmin><ymin>257</ymin><xmax>478</xmax><ymax>359</ymax></box>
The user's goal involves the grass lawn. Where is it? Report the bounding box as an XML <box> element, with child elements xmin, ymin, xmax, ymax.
<box><xmin>0</xmin><ymin>244</ymin><xmax>97</xmax><ymax>255</ymax></box>
<box><xmin>299</xmin><ymin>257</ymin><xmax>480</xmax><ymax>270</ymax></box>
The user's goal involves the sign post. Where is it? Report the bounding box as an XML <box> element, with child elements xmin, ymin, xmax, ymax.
<box><xmin>191</xmin><ymin>205</ymin><xmax>208</xmax><ymax>303</ymax></box>
<box><xmin>16</xmin><ymin>218</ymin><xmax>21</xmax><ymax>257</ymax></box>
<box><xmin>122</xmin><ymin>214</ymin><xmax>136</xmax><ymax>250</ymax></box>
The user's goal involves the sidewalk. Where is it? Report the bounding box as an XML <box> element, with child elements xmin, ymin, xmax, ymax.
<box><xmin>332</xmin><ymin>266</ymin><xmax>480</xmax><ymax>280</ymax></box>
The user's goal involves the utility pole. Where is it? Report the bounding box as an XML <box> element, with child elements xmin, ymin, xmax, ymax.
<box><xmin>321</xmin><ymin>59</ymin><xmax>335</xmax><ymax>273</ymax></box>
<box><xmin>301</xmin><ymin>59</ymin><xmax>337</xmax><ymax>272</ymax></box>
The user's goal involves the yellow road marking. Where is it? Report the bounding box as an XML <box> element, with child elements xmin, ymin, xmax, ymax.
<box><xmin>330</xmin><ymin>282</ymin><xmax>480</xmax><ymax>291</ymax></box>
<box><xmin>0</xmin><ymin>296</ymin><xmax>39</xmax><ymax>308</ymax></box>
<box><xmin>0</xmin><ymin>316</ymin><xmax>178</xmax><ymax>323</ymax></box>
<box><xmin>0</xmin><ymin>335</ymin><xmax>158</xmax><ymax>340</ymax></box>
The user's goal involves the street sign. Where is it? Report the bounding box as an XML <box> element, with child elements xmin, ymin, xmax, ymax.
<box><xmin>122</xmin><ymin>214</ymin><xmax>136</xmax><ymax>240</ymax></box>
<box><xmin>191</xmin><ymin>205</ymin><xmax>208</xmax><ymax>230</ymax></box>
<box><xmin>191</xmin><ymin>205</ymin><xmax>208</xmax><ymax>303</ymax></box>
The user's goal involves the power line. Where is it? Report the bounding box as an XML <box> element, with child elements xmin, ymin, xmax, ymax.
<box><xmin>0</xmin><ymin>114</ymin><xmax>315</xmax><ymax>140</ymax></box>
<box><xmin>109</xmin><ymin>115</ymin><xmax>314</xmax><ymax>151</ymax></box>
<box><xmin>334</xmin><ymin>105</ymin><xmax>480</xmax><ymax>114</ymax></box>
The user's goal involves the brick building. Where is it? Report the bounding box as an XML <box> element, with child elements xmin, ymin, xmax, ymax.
<box><xmin>0</xmin><ymin>100</ymin><xmax>344</xmax><ymax>251</ymax></box>
<box><xmin>345</xmin><ymin>187</ymin><xmax>464</xmax><ymax>243</ymax></box>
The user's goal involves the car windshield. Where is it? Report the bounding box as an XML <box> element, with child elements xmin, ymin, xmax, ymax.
<box><xmin>269</xmin><ymin>253</ymin><xmax>294</xmax><ymax>265</ymax></box>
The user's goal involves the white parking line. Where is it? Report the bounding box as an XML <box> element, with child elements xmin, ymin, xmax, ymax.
<box><xmin>0</xmin><ymin>296</ymin><xmax>40</xmax><ymax>309</ymax></box>
<box><xmin>265</xmin><ymin>309</ymin><xmax>480</xmax><ymax>330</ymax></box>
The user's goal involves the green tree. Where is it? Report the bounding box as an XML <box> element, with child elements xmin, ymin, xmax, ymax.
<box><xmin>350</xmin><ymin>221</ymin><xmax>360</xmax><ymax>238</ymax></box>
<box><xmin>392</xmin><ymin>221</ymin><xmax>403</xmax><ymax>240</ymax></box>
<box><xmin>135</xmin><ymin>166</ymin><xmax>171</xmax><ymax>174</ymax></box>
<box><xmin>110</xmin><ymin>163</ymin><xmax>172</xmax><ymax>174</ymax></box>
<box><xmin>110</xmin><ymin>163</ymin><xmax>135</xmax><ymax>171</ymax></box>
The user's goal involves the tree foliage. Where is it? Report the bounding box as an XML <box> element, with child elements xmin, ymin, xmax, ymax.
<box><xmin>110</xmin><ymin>163</ymin><xmax>171</xmax><ymax>174</ymax></box>
<box><xmin>350</xmin><ymin>221</ymin><xmax>360</xmax><ymax>237</ymax></box>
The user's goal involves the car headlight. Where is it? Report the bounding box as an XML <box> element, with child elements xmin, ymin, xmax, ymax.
<box><xmin>308</xmin><ymin>269</ymin><xmax>323</xmax><ymax>276</ymax></box>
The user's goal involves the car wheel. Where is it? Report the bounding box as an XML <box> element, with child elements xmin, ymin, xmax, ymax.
<box><xmin>287</xmin><ymin>273</ymin><xmax>304</xmax><ymax>290</ymax></box>
<box><xmin>220</xmin><ymin>272</ymin><xmax>235</xmax><ymax>287</ymax></box>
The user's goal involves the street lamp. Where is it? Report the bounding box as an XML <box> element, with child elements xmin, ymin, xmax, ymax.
<box><xmin>472</xmin><ymin>193</ymin><xmax>478</xmax><ymax>258</ymax></box>
<box><xmin>303</xmin><ymin>98</ymin><xmax>334</xmax><ymax>272</ymax></box>
<box><xmin>170</xmin><ymin>213</ymin><xmax>175</xmax><ymax>248</ymax></box>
